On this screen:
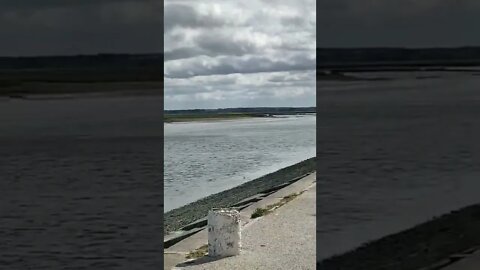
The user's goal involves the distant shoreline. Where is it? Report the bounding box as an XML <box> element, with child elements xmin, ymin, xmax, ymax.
<box><xmin>0</xmin><ymin>80</ymin><xmax>162</xmax><ymax>100</ymax></box>
<box><xmin>164</xmin><ymin>107</ymin><xmax>316</xmax><ymax>123</ymax></box>
<box><xmin>2</xmin><ymin>91</ymin><xmax>162</xmax><ymax>101</ymax></box>
<box><xmin>164</xmin><ymin>113</ymin><xmax>261</xmax><ymax>123</ymax></box>
<box><xmin>164</xmin><ymin>113</ymin><xmax>316</xmax><ymax>123</ymax></box>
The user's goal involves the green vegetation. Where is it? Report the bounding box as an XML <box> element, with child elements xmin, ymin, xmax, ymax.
<box><xmin>0</xmin><ymin>54</ymin><xmax>162</xmax><ymax>97</ymax></box>
<box><xmin>164</xmin><ymin>157</ymin><xmax>316</xmax><ymax>234</ymax></box>
<box><xmin>0</xmin><ymin>69</ymin><xmax>163</xmax><ymax>97</ymax></box>
<box><xmin>250</xmin><ymin>192</ymin><xmax>303</xmax><ymax>219</ymax></box>
<box><xmin>251</xmin><ymin>207</ymin><xmax>270</xmax><ymax>219</ymax></box>
<box><xmin>186</xmin><ymin>244</ymin><xmax>209</xmax><ymax>259</ymax></box>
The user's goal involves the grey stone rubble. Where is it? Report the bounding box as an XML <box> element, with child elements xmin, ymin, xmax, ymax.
<box><xmin>164</xmin><ymin>158</ymin><xmax>316</xmax><ymax>234</ymax></box>
<box><xmin>164</xmin><ymin>172</ymin><xmax>312</xmax><ymax>249</ymax></box>
<box><xmin>176</xmin><ymin>178</ymin><xmax>317</xmax><ymax>269</ymax></box>
<box><xmin>164</xmin><ymin>172</ymin><xmax>316</xmax><ymax>270</ymax></box>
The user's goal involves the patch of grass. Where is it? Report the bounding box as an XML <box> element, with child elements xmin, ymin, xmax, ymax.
<box><xmin>164</xmin><ymin>157</ymin><xmax>316</xmax><ymax>234</ymax></box>
<box><xmin>282</xmin><ymin>193</ymin><xmax>300</xmax><ymax>203</ymax></box>
<box><xmin>251</xmin><ymin>207</ymin><xmax>270</xmax><ymax>219</ymax></box>
<box><xmin>186</xmin><ymin>244</ymin><xmax>208</xmax><ymax>259</ymax></box>
<box><xmin>250</xmin><ymin>191</ymin><xmax>304</xmax><ymax>219</ymax></box>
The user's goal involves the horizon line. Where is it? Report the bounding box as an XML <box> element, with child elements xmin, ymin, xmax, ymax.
<box><xmin>165</xmin><ymin>106</ymin><xmax>317</xmax><ymax>111</ymax></box>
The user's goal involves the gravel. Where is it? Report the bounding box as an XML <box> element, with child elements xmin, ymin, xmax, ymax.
<box><xmin>164</xmin><ymin>157</ymin><xmax>316</xmax><ymax>234</ymax></box>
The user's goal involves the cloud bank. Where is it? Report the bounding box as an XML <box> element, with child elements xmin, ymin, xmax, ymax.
<box><xmin>164</xmin><ymin>0</ymin><xmax>316</xmax><ymax>109</ymax></box>
<box><xmin>317</xmin><ymin>0</ymin><xmax>480</xmax><ymax>47</ymax></box>
<box><xmin>0</xmin><ymin>0</ymin><xmax>162</xmax><ymax>56</ymax></box>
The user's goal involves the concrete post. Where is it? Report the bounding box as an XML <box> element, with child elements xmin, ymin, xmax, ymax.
<box><xmin>207</xmin><ymin>208</ymin><xmax>241</xmax><ymax>257</ymax></box>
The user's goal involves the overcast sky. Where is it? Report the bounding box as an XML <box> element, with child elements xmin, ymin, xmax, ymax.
<box><xmin>3</xmin><ymin>1</ymin><xmax>479</xmax><ymax>109</ymax></box>
<box><xmin>0</xmin><ymin>0</ymin><xmax>162</xmax><ymax>56</ymax></box>
<box><xmin>164</xmin><ymin>0</ymin><xmax>316</xmax><ymax>110</ymax></box>
<box><xmin>318</xmin><ymin>0</ymin><xmax>480</xmax><ymax>47</ymax></box>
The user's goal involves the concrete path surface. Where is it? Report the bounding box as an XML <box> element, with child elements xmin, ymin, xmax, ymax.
<box><xmin>439</xmin><ymin>249</ymin><xmax>480</xmax><ymax>270</ymax></box>
<box><xmin>174</xmin><ymin>182</ymin><xmax>316</xmax><ymax>270</ymax></box>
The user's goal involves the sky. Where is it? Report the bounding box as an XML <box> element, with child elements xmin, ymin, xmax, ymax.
<box><xmin>164</xmin><ymin>0</ymin><xmax>316</xmax><ymax>110</ymax></box>
<box><xmin>0</xmin><ymin>0</ymin><xmax>162</xmax><ymax>56</ymax></box>
<box><xmin>3</xmin><ymin>1</ymin><xmax>480</xmax><ymax>109</ymax></box>
<box><xmin>317</xmin><ymin>0</ymin><xmax>480</xmax><ymax>48</ymax></box>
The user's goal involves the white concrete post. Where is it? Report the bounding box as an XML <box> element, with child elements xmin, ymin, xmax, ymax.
<box><xmin>207</xmin><ymin>208</ymin><xmax>241</xmax><ymax>257</ymax></box>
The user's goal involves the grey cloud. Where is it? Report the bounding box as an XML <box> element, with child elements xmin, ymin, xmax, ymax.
<box><xmin>0</xmin><ymin>0</ymin><xmax>141</xmax><ymax>9</ymax></box>
<box><xmin>317</xmin><ymin>0</ymin><xmax>480</xmax><ymax>47</ymax></box>
<box><xmin>164</xmin><ymin>4</ymin><xmax>226</xmax><ymax>31</ymax></box>
<box><xmin>164</xmin><ymin>70</ymin><xmax>316</xmax><ymax>110</ymax></box>
<box><xmin>164</xmin><ymin>31</ymin><xmax>264</xmax><ymax>61</ymax></box>
<box><xmin>165</xmin><ymin>0</ymin><xmax>315</xmax><ymax>109</ymax></box>
<box><xmin>0</xmin><ymin>0</ymin><xmax>162</xmax><ymax>56</ymax></box>
<box><xmin>165</xmin><ymin>54</ymin><xmax>315</xmax><ymax>78</ymax></box>
<box><xmin>196</xmin><ymin>33</ymin><xmax>259</xmax><ymax>56</ymax></box>
<box><xmin>164</xmin><ymin>47</ymin><xmax>203</xmax><ymax>61</ymax></box>
<box><xmin>164</xmin><ymin>85</ymin><xmax>213</xmax><ymax>96</ymax></box>
<box><xmin>268</xmin><ymin>71</ymin><xmax>315</xmax><ymax>83</ymax></box>
<box><xmin>281</xmin><ymin>16</ymin><xmax>308</xmax><ymax>28</ymax></box>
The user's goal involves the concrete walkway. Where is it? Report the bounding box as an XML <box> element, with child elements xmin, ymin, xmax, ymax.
<box><xmin>174</xmin><ymin>181</ymin><xmax>316</xmax><ymax>270</ymax></box>
<box><xmin>439</xmin><ymin>249</ymin><xmax>480</xmax><ymax>270</ymax></box>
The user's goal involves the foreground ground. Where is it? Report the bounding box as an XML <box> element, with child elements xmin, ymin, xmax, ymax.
<box><xmin>164</xmin><ymin>158</ymin><xmax>316</xmax><ymax>234</ymax></box>
<box><xmin>441</xmin><ymin>248</ymin><xmax>480</xmax><ymax>270</ymax></box>
<box><xmin>165</xmin><ymin>173</ymin><xmax>316</xmax><ymax>270</ymax></box>
<box><xmin>318</xmin><ymin>204</ymin><xmax>480</xmax><ymax>269</ymax></box>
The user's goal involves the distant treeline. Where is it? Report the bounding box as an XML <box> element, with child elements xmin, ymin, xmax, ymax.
<box><xmin>318</xmin><ymin>47</ymin><xmax>480</xmax><ymax>68</ymax></box>
<box><xmin>3</xmin><ymin>48</ymin><xmax>480</xmax><ymax>69</ymax></box>
<box><xmin>3</xmin><ymin>48</ymin><xmax>480</xmax><ymax>70</ymax></box>
<box><xmin>0</xmin><ymin>54</ymin><xmax>164</xmax><ymax>84</ymax></box>
<box><xmin>0</xmin><ymin>53</ymin><xmax>163</xmax><ymax>70</ymax></box>
<box><xmin>165</xmin><ymin>107</ymin><xmax>316</xmax><ymax>115</ymax></box>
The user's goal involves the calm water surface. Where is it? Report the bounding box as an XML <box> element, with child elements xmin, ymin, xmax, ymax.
<box><xmin>317</xmin><ymin>72</ymin><xmax>480</xmax><ymax>260</ymax></box>
<box><xmin>164</xmin><ymin>115</ymin><xmax>316</xmax><ymax>212</ymax></box>
<box><xmin>0</xmin><ymin>96</ymin><xmax>162</xmax><ymax>269</ymax></box>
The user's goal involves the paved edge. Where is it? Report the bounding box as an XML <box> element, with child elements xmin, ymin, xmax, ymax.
<box><xmin>164</xmin><ymin>172</ymin><xmax>316</xmax><ymax>270</ymax></box>
<box><xmin>318</xmin><ymin>204</ymin><xmax>480</xmax><ymax>270</ymax></box>
<box><xmin>164</xmin><ymin>158</ymin><xmax>316</xmax><ymax>234</ymax></box>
